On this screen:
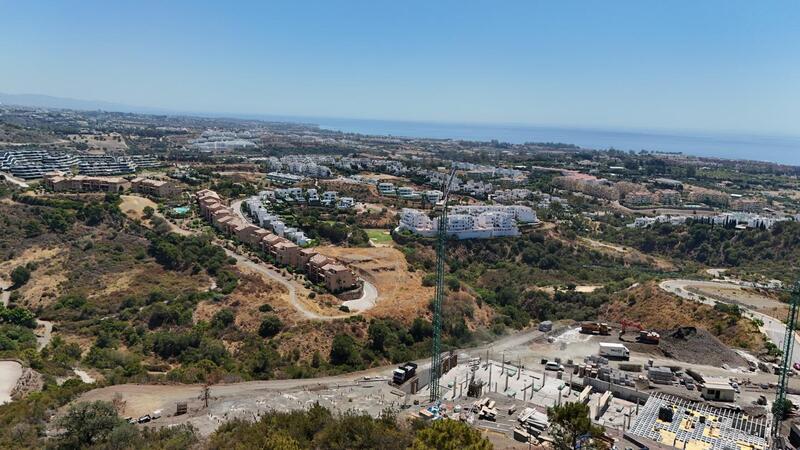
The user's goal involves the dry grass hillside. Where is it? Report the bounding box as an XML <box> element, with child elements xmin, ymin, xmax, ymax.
<box><xmin>601</xmin><ymin>282</ymin><xmax>766</xmax><ymax>353</ymax></box>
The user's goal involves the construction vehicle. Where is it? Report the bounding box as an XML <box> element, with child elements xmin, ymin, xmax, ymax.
<box><xmin>618</xmin><ymin>319</ymin><xmax>660</xmax><ymax>344</ymax></box>
<box><xmin>392</xmin><ymin>362</ymin><xmax>418</xmax><ymax>385</ymax></box>
<box><xmin>638</xmin><ymin>330</ymin><xmax>661</xmax><ymax>344</ymax></box>
<box><xmin>581</xmin><ymin>322</ymin><xmax>610</xmax><ymax>335</ymax></box>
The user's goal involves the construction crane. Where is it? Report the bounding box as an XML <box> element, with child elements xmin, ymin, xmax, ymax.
<box><xmin>772</xmin><ymin>282</ymin><xmax>800</xmax><ymax>441</ymax></box>
<box><xmin>430</xmin><ymin>167</ymin><xmax>457</xmax><ymax>402</ymax></box>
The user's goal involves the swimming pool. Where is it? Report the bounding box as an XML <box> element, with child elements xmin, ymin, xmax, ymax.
<box><xmin>172</xmin><ymin>206</ymin><xmax>190</xmax><ymax>215</ymax></box>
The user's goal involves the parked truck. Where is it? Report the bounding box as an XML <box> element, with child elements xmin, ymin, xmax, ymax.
<box><xmin>393</xmin><ymin>362</ymin><xmax>418</xmax><ymax>385</ymax></box>
<box><xmin>599</xmin><ymin>343</ymin><xmax>630</xmax><ymax>360</ymax></box>
<box><xmin>581</xmin><ymin>322</ymin><xmax>610</xmax><ymax>335</ymax></box>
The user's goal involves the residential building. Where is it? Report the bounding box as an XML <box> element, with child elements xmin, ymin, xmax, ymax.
<box><xmin>43</xmin><ymin>173</ymin><xmax>130</xmax><ymax>193</ymax></box>
<box><xmin>424</xmin><ymin>190</ymin><xmax>443</xmax><ymax>204</ymax></box>
<box><xmin>378</xmin><ymin>182</ymin><xmax>396</xmax><ymax>195</ymax></box>
<box><xmin>624</xmin><ymin>190</ymin><xmax>655</xmax><ymax>206</ymax></box>
<box><xmin>337</xmin><ymin>197</ymin><xmax>355</xmax><ymax>209</ymax></box>
<box><xmin>131</xmin><ymin>178</ymin><xmax>181</xmax><ymax>197</ymax></box>
<box><xmin>656</xmin><ymin>189</ymin><xmax>681</xmax><ymax>205</ymax></box>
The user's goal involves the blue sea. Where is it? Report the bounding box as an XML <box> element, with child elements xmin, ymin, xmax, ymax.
<box><xmin>311</xmin><ymin>117</ymin><xmax>800</xmax><ymax>167</ymax></box>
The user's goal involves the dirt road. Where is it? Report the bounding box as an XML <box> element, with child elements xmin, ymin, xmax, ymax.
<box><xmin>36</xmin><ymin>319</ymin><xmax>53</xmax><ymax>350</ymax></box>
<box><xmin>0</xmin><ymin>280</ymin><xmax>10</xmax><ymax>307</ymax></box>
<box><xmin>74</xmin><ymin>326</ymin><xmax>547</xmax><ymax>421</ymax></box>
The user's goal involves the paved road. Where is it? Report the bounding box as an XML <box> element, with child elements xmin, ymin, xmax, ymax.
<box><xmin>0</xmin><ymin>172</ymin><xmax>30</xmax><ymax>188</ymax></box>
<box><xmin>660</xmin><ymin>279</ymin><xmax>800</xmax><ymax>365</ymax></box>
<box><xmin>343</xmin><ymin>280</ymin><xmax>378</xmax><ymax>312</ymax></box>
<box><xmin>227</xmin><ymin>198</ymin><xmax>379</xmax><ymax>316</ymax></box>
<box><xmin>229</xmin><ymin>198</ymin><xmax>248</xmax><ymax>223</ymax></box>
<box><xmin>224</xmin><ymin>249</ymin><xmax>355</xmax><ymax>321</ymax></box>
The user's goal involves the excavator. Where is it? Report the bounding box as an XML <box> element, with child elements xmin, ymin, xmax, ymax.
<box><xmin>618</xmin><ymin>319</ymin><xmax>660</xmax><ymax>344</ymax></box>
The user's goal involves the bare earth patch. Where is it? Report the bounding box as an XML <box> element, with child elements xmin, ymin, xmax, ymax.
<box><xmin>194</xmin><ymin>267</ymin><xmax>296</xmax><ymax>332</ymax></box>
<box><xmin>313</xmin><ymin>246</ymin><xmax>434</xmax><ymax>322</ymax></box>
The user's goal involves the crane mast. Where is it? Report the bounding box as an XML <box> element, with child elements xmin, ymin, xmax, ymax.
<box><xmin>430</xmin><ymin>167</ymin><xmax>457</xmax><ymax>402</ymax></box>
<box><xmin>772</xmin><ymin>282</ymin><xmax>800</xmax><ymax>442</ymax></box>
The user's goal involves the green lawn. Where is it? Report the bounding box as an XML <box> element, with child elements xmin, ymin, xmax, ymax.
<box><xmin>366</xmin><ymin>228</ymin><xmax>393</xmax><ymax>244</ymax></box>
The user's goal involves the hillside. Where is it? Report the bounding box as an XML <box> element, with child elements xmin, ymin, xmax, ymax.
<box><xmin>400</xmin><ymin>230</ymin><xmax>663</xmax><ymax>330</ymax></box>
<box><xmin>600</xmin><ymin>282</ymin><xmax>767</xmax><ymax>354</ymax></box>
<box><xmin>600</xmin><ymin>220</ymin><xmax>800</xmax><ymax>282</ymax></box>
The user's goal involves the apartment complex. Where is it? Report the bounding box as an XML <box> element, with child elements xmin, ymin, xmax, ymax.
<box><xmin>0</xmin><ymin>148</ymin><xmax>164</xmax><ymax>179</ymax></box>
<box><xmin>41</xmin><ymin>173</ymin><xmax>180</xmax><ymax>197</ymax></box>
<box><xmin>43</xmin><ymin>173</ymin><xmax>130</xmax><ymax>193</ymax></box>
<box><xmin>131</xmin><ymin>178</ymin><xmax>182</xmax><ymax>197</ymax></box>
<box><xmin>398</xmin><ymin>205</ymin><xmax>538</xmax><ymax>239</ymax></box>
<box><xmin>196</xmin><ymin>189</ymin><xmax>360</xmax><ymax>294</ymax></box>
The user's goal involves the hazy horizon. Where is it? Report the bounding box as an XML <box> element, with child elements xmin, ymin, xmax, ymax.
<box><xmin>4</xmin><ymin>91</ymin><xmax>800</xmax><ymax>166</ymax></box>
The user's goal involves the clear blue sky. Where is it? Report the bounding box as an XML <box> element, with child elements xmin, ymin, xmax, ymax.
<box><xmin>2</xmin><ymin>1</ymin><xmax>799</xmax><ymax>135</ymax></box>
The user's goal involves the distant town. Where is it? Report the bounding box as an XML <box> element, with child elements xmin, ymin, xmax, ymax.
<box><xmin>2</xmin><ymin>104</ymin><xmax>800</xmax><ymax>450</ymax></box>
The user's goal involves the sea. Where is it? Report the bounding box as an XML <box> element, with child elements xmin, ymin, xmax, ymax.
<box><xmin>310</xmin><ymin>117</ymin><xmax>800</xmax><ymax>167</ymax></box>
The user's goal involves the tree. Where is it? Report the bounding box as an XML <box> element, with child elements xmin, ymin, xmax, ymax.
<box><xmin>329</xmin><ymin>334</ymin><xmax>358</xmax><ymax>366</ymax></box>
<box><xmin>258</xmin><ymin>315</ymin><xmax>283</xmax><ymax>338</ymax></box>
<box><xmin>368</xmin><ymin>320</ymin><xmax>390</xmax><ymax>353</ymax></box>
<box><xmin>547</xmin><ymin>402</ymin><xmax>607</xmax><ymax>450</ymax></box>
<box><xmin>347</xmin><ymin>227</ymin><xmax>370</xmax><ymax>247</ymax></box>
<box><xmin>10</xmin><ymin>265</ymin><xmax>31</xmax><ymax>288</ymax></box>
<box><xmin>410</xmin><ymin>318</ymin><xmax>433</xmax><ymax>342</ymax></box>
<box><xmin>58</xmin><ymin>401</ymin><xmax>124</xmax><ymax>448</ymax></box>
<box><xmin>411</xmin><ymin>419</ymin><xmax>492</xmax><ymax>450</ymax></box>
<box><xmin>211</xmin><ymin>308</ymin><xmax>236</xmax><ymax>330</ymax></box>
<box><xmin>143</xmin><ymin>206</ymin><xmax>155</xmax><ymax>219</ymax></box>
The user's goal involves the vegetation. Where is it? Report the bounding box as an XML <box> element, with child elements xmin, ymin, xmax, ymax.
<box><xmin>54</xmin><ymin>400</ymin><xmax>198</xmax><ymax>449</ymax></box>
<box><xmin>402</xmin><ymin>232</ymin><xmax>652</xmax><ymax>331</ymax></box>
<box><xmin>0</xmin><ymin>380</ymin><xmax>94</xmax><ymax>448</ymax></box>
<box><xmin>258</xmin><ymin>315</ymin><xmax>284</xmax><ymax>338</ymax></box>
<box><xmin>10</xmin><ymin>264</ymin><xmax>32</xmax><ymax>287</ymax></box>
<box><xmin>600</xmin><ymin>220</ymin><xmax>800</xmax><ymax>282</ymax></box>
<box><xmin>207</xmin><ymin>403</ymin><xmax>488</xmax><ymax>450</ymax></box>
<box><xmin>411</xmin><ymin>420</ymin><xmax>492</xmax><ymax>450</ymax></box>
<box><xmin>548</xmin><ymin>402</ymin><xmax>607</xmax><ymax>450</ymax></box>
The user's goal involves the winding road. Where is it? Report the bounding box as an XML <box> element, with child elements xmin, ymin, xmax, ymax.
<box><xmin>224</xmin><ymin>249</ymin><xmax>377</xmax><ymax>320</ymax></box>
<box><xmin>226</xmin><ymin>198</ymin><xmax>379</xmax><ymax>319</ymax></box>
<box><xmin>660</xmin><ymin>279</ymin><xmax>800</xmax><ymax>365</ymax></box>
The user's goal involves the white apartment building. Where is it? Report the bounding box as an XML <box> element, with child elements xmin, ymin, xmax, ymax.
<box><xmin>337</xmin><ymin>197</ymin><xmax>355</xmax><ymax>209</ymax></box>
<box><xmin>378</xmin><ymin>182</ymin><xmax>396</xmax><ymax>195</ymax></box>
<box><xmin>322</xmin><ymin>191</ymin><xmax>338</xmax><ymax>202</ymax></box>
<box><xmin>397</xmin><ymin>205</ymin><xmax>535</xmax><ymax>239</ymax></box>
<box><xmin>449</xmin><ymin>205</ymin><xmax>538</xmax><ymax>224</ymax></box>
<box><xmin>424</xmin><ymin>190</ymin><xmax>443</xmax><ymax>204</ymax></box>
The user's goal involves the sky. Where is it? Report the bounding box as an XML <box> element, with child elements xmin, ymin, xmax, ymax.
<box><xmin>1</xmin><ymin>1</ymin><xmax>799</xmax><ymax>136</ymax></box>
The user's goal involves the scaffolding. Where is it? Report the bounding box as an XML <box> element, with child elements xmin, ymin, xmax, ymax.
<box><xmin>627</xmin><ymin>393</ymin><xmax>767</xmax><ymax>450</ymax></box>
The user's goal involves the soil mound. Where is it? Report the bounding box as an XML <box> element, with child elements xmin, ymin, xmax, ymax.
<box><xmin>658</xmin><ymin>326</ymin><xmax>747</xmax><ymax>367</ymax></box>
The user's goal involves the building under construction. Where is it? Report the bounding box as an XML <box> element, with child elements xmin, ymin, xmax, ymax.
<box><xmin>627</xmin><ymin>393</ymin><xmax>768</xmax><ymax>450</ymax></box>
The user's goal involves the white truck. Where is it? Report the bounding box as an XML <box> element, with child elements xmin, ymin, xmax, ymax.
<box><xmin>599</xmin><ymin>343</ymin><xmax>630</xmax><ymax>360</ymax></box>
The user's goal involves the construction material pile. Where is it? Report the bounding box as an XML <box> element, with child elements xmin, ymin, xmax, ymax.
<box><xmin>658</xmin><ymin>327</ymin><xmax>747</xmax><ymax>367</ymax></box>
